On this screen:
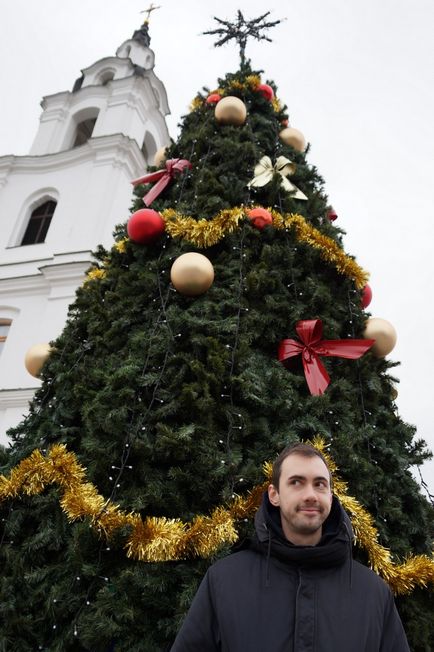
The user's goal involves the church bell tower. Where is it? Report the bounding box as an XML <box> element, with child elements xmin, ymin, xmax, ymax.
<box><xmin>0</xmin><ymin>20</ymin><xmax>170</xmax><ymax>442</ymax></box>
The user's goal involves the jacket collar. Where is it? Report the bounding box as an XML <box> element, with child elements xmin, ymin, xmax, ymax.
<box><xmin>252</xmin><ymin>493</ymin><xmax>352</xmax><ymax>569</ymax></box>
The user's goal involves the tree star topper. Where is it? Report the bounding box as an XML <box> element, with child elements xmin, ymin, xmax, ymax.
<box><xmin>203</xmin><ymin>10</ymin><xmax>283</xmax><ymax>67</ymax></box>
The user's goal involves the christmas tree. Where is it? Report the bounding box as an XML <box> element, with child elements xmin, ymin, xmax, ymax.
<box><xmin>1</xmin><ymin>12</ymin><xmax>433</xmax><ymax>652</ymax></box>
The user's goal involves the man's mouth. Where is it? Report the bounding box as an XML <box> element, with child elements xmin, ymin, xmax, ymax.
<box><xmin>298</xmin><ymin>506</ymin><xmax>321</xmax><ymax>513</ymax></box>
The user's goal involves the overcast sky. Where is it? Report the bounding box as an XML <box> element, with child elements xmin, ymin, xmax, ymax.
<box><xmin>1</xmin><ymin>0</ymin><xmax>433</xmax><ymax>494</ymax></box>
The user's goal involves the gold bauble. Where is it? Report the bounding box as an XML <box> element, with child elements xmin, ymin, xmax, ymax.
<box><xmin>390</xmin><ymin>386</ymin><xmax>398</xmax><ymax>401</ymax></box>
<box><xmin>279</xmin><ymin>127</ymin><xmax>306</xmax><ymax>152</ymax></box>
<box><xmin>363</xmin><ymin>318</ymin><xmax>397</xmax><ymax>358</ymax></box>
<box><xmin>215</xmin><ymin>96</ymin><xmax>247</xmax><ymax>126</ymax></box>
<box><xmin>153</xmin><ymin>146</ymin><xmax>167</xmax><ymax>168</ymax></box>
<box><xmin>25</xmin><ymin>343</ymin><xmax>52</xmax><ymax>378</ymax></box>
<box><xmin>170</xmin><ymin>253</ymin><xmax>214</xmax><ymax>296</ymax></box>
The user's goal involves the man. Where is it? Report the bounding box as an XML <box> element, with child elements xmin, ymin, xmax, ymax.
<box><xmin>171</xmin><ymin>442</ymin><xmax>410</xmax><ymax>652</ymax></box>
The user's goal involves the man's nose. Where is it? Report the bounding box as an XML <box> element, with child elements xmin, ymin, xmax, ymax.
<box><xmin>301</xmin><ymin>484</ymin><xmax>317</xmax><ymax>501</ymax></box>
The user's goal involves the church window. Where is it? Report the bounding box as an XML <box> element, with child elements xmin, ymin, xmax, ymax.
<box><xmin>141</xmin><ymin>141</ymin><xmax>148</xmax><ymax>160</ymax></box>
<box><xmin>21</xmin><ymin>200</ymin><xmax>57</xmax><ymax>245</ymax></box>
<box><xmin>73</xmin><ymin>117</ymin><xmax>97</xmax><ymax>147</ymax></box>
<box><xmin>141</xmin><ymin>131</ymin><xmax>157</xmax><ymax>166</ymax></box>
<box><xmin>100</xmin><ymin>71</ymin><xmax>115</xmax><ymax>86</ymax></box>
<box><xmin>0</xmin><ymin>320</ymin><xmax>12</xmax><ymax>356</ymax></box>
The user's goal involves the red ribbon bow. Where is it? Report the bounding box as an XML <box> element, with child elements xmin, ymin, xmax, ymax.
<box><xmin>278</xmin><ymin>319</ymin><xmax>374</xmax><ymax>396</ymax></box>
<box><xmin>131</xmin><ymin>158</ymin><xmax>192</xmax><ymax>206</ymax></box>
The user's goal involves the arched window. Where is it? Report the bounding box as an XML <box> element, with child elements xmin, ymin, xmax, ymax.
<box><xmin>21</xmin><ymin>200</ymin><xmax>57</xmax><ymax>245</ymax></box>
<box><xmin>0</xmin><ymin>319</ymin><xmax>12</xmax><ymax>356</ymax></box>
<box><xmin>100</xmin><ymin>71</ymin><xmax>115</xmax><ymax>86</ymax></box>
<box><xmin>73</xmin><ymin>117</ymin><xmax>97</xmax><ymax>147</ymax></box>
<box><xmin>65</xmin><ymin>108</ymin><xmax>100</xmax><ymax>151</ymax></box>
<box><xmin>141</xmin><ymin>131</ymin><xmax>158</xmax><ymax>166</ymax></box>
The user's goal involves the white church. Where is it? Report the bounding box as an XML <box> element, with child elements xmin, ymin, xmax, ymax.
<box><xmin>0</xmin><ymin>21</ymin><xmax>170</xmax><ymax>444</ymax></box>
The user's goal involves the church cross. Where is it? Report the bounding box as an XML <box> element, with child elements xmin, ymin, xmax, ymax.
<box><xmin>140</xmin><ymin>3</ymin><xmax>162</xmax><ymax>24</ymax></box>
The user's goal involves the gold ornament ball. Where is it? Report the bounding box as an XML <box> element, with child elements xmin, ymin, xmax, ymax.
<box><xmin>390</xmin><ymin>386</ymin><xmax>398</xmax><ymax>401</ymax></box>
<box><xmin>363</xmin><ymin>318</ymin><xmax>397</xmax><ymax>358</ymax></box>
<box><xmin>153</xmin><ymin>147</ymin><xmax>167</xmax><ymax>168</ymax></box>
<box><xmin>215</xmin><ymin>96</ymin><xmax>247</xmax><ymax>126</ymax></box>
<box><xmin>170</xmin><ymin>253</ymin><xmax>214</xmax><ymax>296</ymax></box>
<box><xmin>25</xmin><ymin>343</ymin><xmax>52</xmax><ymax>378</ymax></box>
<box><xmin>279</xmin><ymin>127</ymin><xmax>306</xmax><ymax>152</ymax></box>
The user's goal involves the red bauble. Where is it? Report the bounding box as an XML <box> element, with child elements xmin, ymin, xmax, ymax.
<box><xmin>127</xmin><ymin>209</ymin><xmax>165</xmax><ymax>244</ymax></box>
<box><xmin>326</xmin><ymin>207</ymin><xmax>338</xmax><ymax>221</ymax></box>
<box><xmin>281</xmin><ymin>118</ymin><xmax>289</xmax><ymax>128</ymax></box>
<box><xmin>247</xmin><ymin>207</ymin><xmax>273</xmax><ymax>230</ymax></box>
<box><xmin>361</xmin><ymin>284</ymin><xmax>373</xmax><ymax>309</ymax></box>
<box><xmin>206</xmin><ymin>93</ymin><xmax>221</xmax><ymax>105</ymax></box>
<box><xmin>257</xmin><ymin>84</ymin><xmax>274</xmax><ymax>101</ymax></box>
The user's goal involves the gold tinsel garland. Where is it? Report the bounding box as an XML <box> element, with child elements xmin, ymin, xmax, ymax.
<box><xmin>113</xmin><ymin>239</ymin><xmax>127</xmax><ymax>254</ymax></box>
<box><xmin>190</xmin><ymin>75</ymin><xmax>282</xmax><ymax>114</ymax></box>
<box><xmin>85</xmin><ymin>268</ymin><xmax>107</xmax><ymax>283</ymax></box>
<box><xmin>1</xmin><ymin>440</ymin><xmax>433</xmax><ymax>594</ymax></box>
<box><xmin>85</xmin><ymin>208</ymin><xmax>367</xmax><ymax>290</ymax></box>
<box><xmin>86</xmin><ymin>208</ymin><xmax>367</xmax><ymax>287</ymax></box>
<box><xmin>160</xmin><ymin>207</ymin><xmax>369</xmax><ymax>289</ymax></box>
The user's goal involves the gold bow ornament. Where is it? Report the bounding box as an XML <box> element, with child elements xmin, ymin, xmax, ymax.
<box><xmin>247</xmin><ymin>156</ymin><xmax>307</xmax><ymax>200</ymax></box>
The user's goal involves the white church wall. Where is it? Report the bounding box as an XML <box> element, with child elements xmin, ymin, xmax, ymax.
<box><xmin>0</xmin><ymin>391</ymin><xmax>36</xmax><ymax>444</ymax></box>
<box><xmin>0</xmin><ymin>259</ymin><xmax>93</xmax><ymax>445</ymax></box>
<box><xmin>0</xmin><ymin>22</ymin><xmax>170</xmax><ymax>445</ymax></box>
<box><xmin>1</xmin><ymin>136</ymin><xmax>145</xmax><ymax>266</ymax></box>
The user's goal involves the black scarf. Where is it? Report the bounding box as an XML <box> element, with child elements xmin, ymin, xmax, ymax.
<box><xmin>250</xmin><ymin>493</ymin><xmax>352</xmax><ymax>569</ymax></box>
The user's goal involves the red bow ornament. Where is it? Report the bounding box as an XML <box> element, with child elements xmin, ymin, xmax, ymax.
<box><xmin>131</xmin><ymin>159</ymin><xmax>192</xmax><ymax>206</ymax></box>
<box><xmin>278</xmin><ymin>319</ymin><xmax>374</xmax><ymax>395</ymax></box>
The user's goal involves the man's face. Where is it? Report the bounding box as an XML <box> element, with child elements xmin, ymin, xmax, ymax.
<box><xmin>268</xmin><ymin>453</ymin><xmax>333</xmax><ymax>545</ymax></box>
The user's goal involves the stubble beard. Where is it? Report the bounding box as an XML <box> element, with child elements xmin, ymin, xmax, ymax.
<box><xmin>292</xmin><ymin>504</ymin><xmax>325</xmax><ymax>534</ymax></box>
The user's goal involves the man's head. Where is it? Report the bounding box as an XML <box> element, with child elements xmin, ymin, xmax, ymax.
<box><xmin>268</xmin><ymin>443</ymin><xmax>333</xmax><ymax>546</ymax></box>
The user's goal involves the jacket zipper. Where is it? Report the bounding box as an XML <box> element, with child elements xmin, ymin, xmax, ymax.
<box><xmin>293</xmin><ymin>570</ymin><xmax>302</xmax><ymax>651</ymax></box>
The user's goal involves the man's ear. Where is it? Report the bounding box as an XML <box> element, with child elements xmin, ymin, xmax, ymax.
<box><xmin>268</xmin><ymin>484</ymin><xmax>280</xmax><ymax>507</ymax></box>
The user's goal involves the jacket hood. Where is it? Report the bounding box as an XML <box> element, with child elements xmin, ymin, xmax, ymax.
<box><xmin>251</xmin><ymin>492</ymin><xmax>353</xmax><ymax>569</ymax></box>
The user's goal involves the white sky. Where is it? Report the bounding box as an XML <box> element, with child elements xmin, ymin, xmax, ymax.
<box><xmin>1</xmin><ymin>0</ymin><xmax>433</xmax><ymax>495</ymax></box>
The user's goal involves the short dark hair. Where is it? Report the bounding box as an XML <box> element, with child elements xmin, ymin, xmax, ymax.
<box><xmin>271</xmin><ymin>442</ymin><xmax>332</xmax><ymax>489</ymax></box>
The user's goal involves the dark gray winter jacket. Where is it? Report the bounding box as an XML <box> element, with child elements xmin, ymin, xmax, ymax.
<box><xmin>170</xmin><ymin>494</ymin><xmax>410</xmax><ymax>652</ymax></box>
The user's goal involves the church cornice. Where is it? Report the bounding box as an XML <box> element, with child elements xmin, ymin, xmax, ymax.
<box><xmin>0</xmin><ymin>388</ymin><xmax>38</xmax><ymax>408</ymax></box>
<box><xmin>0</xmin><ymin>274</ymin><xmax>50</xmax><ymax>297</ymax></box>
<box><xmin>0</xmin><ymin>253</ymin><xmax>93</xmax><ymax>287</ymax></box>
<box><xmin>41</xmin><ymin>72</ymin><xmax>165</xmax><ymax>113</ymax></box>
<box><xmin>79</xmin><ymin>56</ymin><xmax>135</xmax><ymax>86</ymax></box>
<box><xmin>0</xmin><ymin>135</ymin><xmax>145</xmax><ymax>179</ymax></box>
<box><xmin>39</xmin><ymin>259</ymin><xmax>92</xmax><ymax>284</ymax></box>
